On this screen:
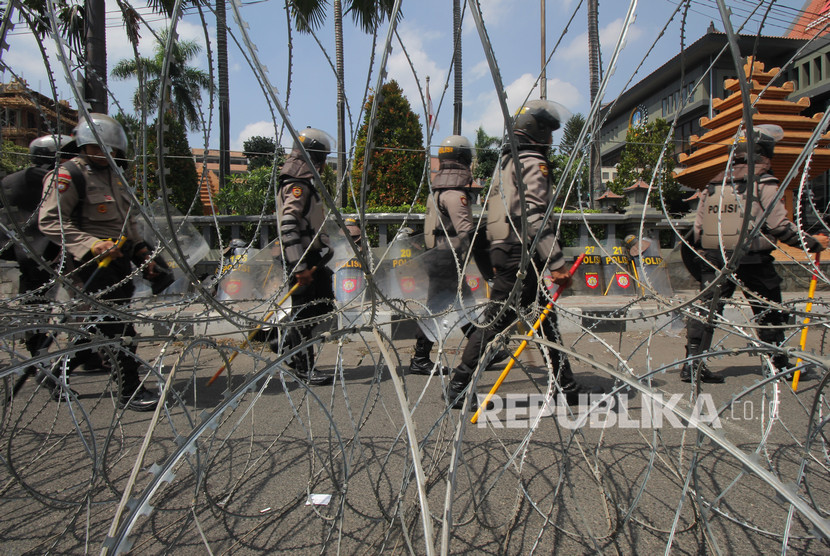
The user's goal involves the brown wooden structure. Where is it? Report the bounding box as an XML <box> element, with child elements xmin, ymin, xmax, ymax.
<box><xmin>0</xmin><ymin>79</ymin><xmax>77</xmax><ymax>147</ymax></box>
<box><xmin>674</xmin><ymin>57</ymin><xmax>830</xmax><ymax>216</ymax></box>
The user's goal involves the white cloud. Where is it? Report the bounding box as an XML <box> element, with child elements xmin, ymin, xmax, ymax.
<box><xmin>469</xmin><ymin>59</ymin><xmax>490</xmax><ymax>82</ymax></box>
<box><xmin>463</xmin><ymin>73</ymin><xmax>584</xmax><ymax>139</ymax></box>
<box><xmin>554</xmin><ymin>17</ymin><xmax>644</xmax><ymax>67</ymax></box>
<box><xmin>234</xmin><ymin>121</ymin><xmax>279</xmax><ymax>151</ymax></box>
<box><xmin>386</xmin><ymin>23</ymin><xmax>446</xmax><ymax>115</ymax></box>
<box><xmin>462</xmin><ymin>0</ymin><xmax>512</xmax><ymax>35</ymax></box>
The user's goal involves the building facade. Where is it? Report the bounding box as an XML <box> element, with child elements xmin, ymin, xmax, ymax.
<box><xmin>0</xmin><ymin>79</ymin><xmax>78</xmax><ymax>148</ymax></box>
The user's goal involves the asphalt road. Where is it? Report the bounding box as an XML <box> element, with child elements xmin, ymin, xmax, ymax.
<box><xmin>1</xmin><ymin>293</ymin><xmax>829</xmax><ymax>555</ymax></box>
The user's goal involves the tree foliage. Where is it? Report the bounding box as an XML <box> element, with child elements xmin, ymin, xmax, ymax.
<box><xmin>139</xmin><ymin>113</ymin><xmax>201</xmax><ymax>214</ymax></box>
<box><xmin>213</xmin><ymin>157</ymin><xmax>335</xmax><ymax>218</ymax></box>
<box><xmin>606</xmin><ymin>118</ymin><xmax>683</xmax><ymax>212</ymax></box>
<box><xmin>558</xmin><ymin>113</ymin><xmax>586</xmax><ymax>157</ymax></box>
<box><xmin>215</xmin><ymin>165</ymin><xmax>277</xmax><ymax>216</ymax></box>
<box><xmin>351</xmin><ymin>80</ymin><xmax>425</xmax><ymax>207</ymax></box>
<box><xmin>549</xmin><ymin>114</ymin><xmax>590</xmax><ymax>207</ymax></box>
<box><xmin>111</xmin><ymin>27</ymin><xmax>213</xmax><ymax>132</ymax></box>
<box><xmin>0</xmin><ymin>140</ymin><xmax>29</xmax><ymax>175</ymax></box>
<box><xmin>243</xmin><ymin>135</ymin><xmax>284</xmax><ymax>171</ymax></box>
<box><xmin>473</xmin><ymin>126</ymin><xmax>500</xmax><ymax>188</ymax></box>
<box><xmin>287</xmin><ymin>0</ymin><xmax>398</xmax><ymax>34</ymax></box>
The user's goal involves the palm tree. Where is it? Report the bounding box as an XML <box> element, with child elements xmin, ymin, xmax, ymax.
<box><xmin>473</xmin><ymin>126</ymin><xmax>501</xmax><ymax>187</ymax></box>
<box><xmin>216</xmin><ymin>0</ymin><xmax>231</xmax><ymax>187</ymax></box>
<box><xmin>587</xmin><ymin>0</ymin><xmax>601</xmax><ymax>207</ymax></box>
<box><xmin>287</xmin><ymin>0</ymin><xmax>398</xmax><ymax>207</ymax></box>
<box><xmin>111</xmin><ymin>28</ymin><xmax>213</xmax><ymax>132</ymax></box>
<box><xmin>14</xmin><ymin>0</ymin><xmax>179</xmax><ymax>113</ymax></box>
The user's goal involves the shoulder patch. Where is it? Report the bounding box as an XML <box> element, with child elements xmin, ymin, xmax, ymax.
<box><xmin>460</xmin><ymin>195</ymin><xmax>468</xmax><ymax>206</ymax></box>
<box><xmin>56</xmin><ymin>173</ymin><xmax>72</xmax><ymax>193</ymax></box>
<box><xmin>539</xmin><ymin>163</ymin><xmax>548</xmax><ymax>177</ymax></box>
<box><xmin>292</xmin><ymin>186</ymin><xmax>303</xmax><ymax>198</ymax></box>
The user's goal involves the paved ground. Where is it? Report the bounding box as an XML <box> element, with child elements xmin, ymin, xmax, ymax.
<box><xmin>1</xmin><ymin>292</ymin><xmax>829</xmax><ymax>554</ymax></box>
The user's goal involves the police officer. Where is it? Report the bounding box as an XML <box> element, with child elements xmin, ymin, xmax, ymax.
<box><xmin>38</xmin><ymin>113</ymin><xmax>160</xmax><ymax>411</ymax></box>
<box><xmin>1</xmin><ymin>135</ymin><xmax>78</xmax><ymax>396</ymax></box>
<box><xmin>682</xmin><ymin>124</ymin><xmax>828</xmax><ymax>383</ymax></box>
<box><xmin>270</xmin><ymin>127</ymin><xmax>336</xmax><ymax>386</ymax></box>
<box><xmin>409</xmin><ymin>135</ymin><xmax>476</xmax><ymax>375</ymax></box>
<box><xmin>445</xmin><ymin>100</ymin><xmax>601</xmax><ymax>409</ymax></box>
<box><xmin>1</xmin><ymin>135</ymin><xmax>76</xmax><ymax>291</ymax></box>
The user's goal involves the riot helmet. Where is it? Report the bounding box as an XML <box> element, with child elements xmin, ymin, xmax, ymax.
<box><xmin>438</xmin><ymin>135</ymin><xmax>473</xmax><ymax>166</ymax></box>
<box><xmin>293</xmin><ymin>127</ymin><xmax>333</xmax><ymax>167</ymax></box>
<box><xmin>73</xmin><ymin>113</ymin><xmax>128</xmax><ymax>159</ymax></box>
<box><xmin>394</xmin><ymin>226</ymin><xmax>415</xmax><ymax>241</ymax></box>
<box><xmin>734</xmin><ymin>124</ymin><xmax>783</xmax><ymax>160</ymax></box>
<box><xmin>344</xmin><ymin>217</ymin><xmax>362</xmax><ymax>242</ymax></box>
<box><xmin>29</xmin><ymin>134</ymin><xmax>77</xmax><ymax>166</ymax></box>
<box><xmin>513</xmin><ymin>99</ymin><xmax>569</xmax><ymax>146</ymax></box>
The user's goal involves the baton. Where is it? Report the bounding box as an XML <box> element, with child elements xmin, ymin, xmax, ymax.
<box><xmin>206</xmin><ymin>266</ymin><xmax>315</xmax><ymax>387</ymax></box>
<box><xmin>792</xmin><ymin>251</ymin><xmax>821</xmax><ymax>392</ymax></box>
<box><xmin>471</xmin><ymin>254</ymin><xmax>585</xmax><ymax>424</ymax></box>
<box><xmin>83</xmin><ymin>235</ymin><xmax>127</xmax><ymax>290</ymax></box>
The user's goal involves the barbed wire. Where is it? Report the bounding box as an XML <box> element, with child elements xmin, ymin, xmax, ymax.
<box><xmin>0</xmin><ymin>0</ymin><xmax>829</xmax><ymax>554</ymax></box>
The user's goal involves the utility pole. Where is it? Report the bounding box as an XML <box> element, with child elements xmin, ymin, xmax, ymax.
<box><xmin>452</xmin><ymin>0</ymin><xmax>462</xmax><ymax>135</ymax></box>
<box><xmin>217</xmin><ymin>0</ymin><xmax>231</xmax><ymax>188</ymax></box>
<box><xmin>84</xmin><ymin>0</ymin><xmax>107</xmax><ymax>113</ymax></box>
<box><xmin>335</xmin><ymin>0</ymin><xmax>348</xmax><ymax>208</ymax></box>
<box><xmin>588</xmin><ymin>0</ymin><xmax>601</xmax><ymax>208</ymax></box>
<box><xmin>540</xmin><ymin>0</ymin><xmax>546</xmax><ymax>100</ymax></box>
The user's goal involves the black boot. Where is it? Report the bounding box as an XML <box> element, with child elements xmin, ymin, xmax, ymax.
<box><xmin>680</xmin><ymin>361</ymin><xmax>724</xmax><ymax>383</ymax></box>
<box><xmin>409</xmin><ymin>336</ymin><xmax>449</xmax><ymax>375</ymax></box>
<box><xmin>485</xmin><ymin>348</ymin><xmax>510</xmax><ymax>369</ymax></box>
<box><xmin>444</xmin><ymin>364</ymin><xmax>476</xmax><ymax>410</ymax></box>
<box><xmin>771</xmin><ymin>353</ymin><xmax>806</xmax><ymax>380</ymax></box>
<box><xmin>681</xmin><ymin>342</ymin><xmax>724</xmax><ymax>384</ymax></box>
<box><xmin>291</xmin><ymin>346</ymin><xmax>333</xmax><ymax>386</ymax></box>
<box><xmin>41</xmin><ymin>371</ymin><xmax>79</xmax><ymax>402</ymax></box>
<box><xmin>557</xmin><ymin>380</ymin><xmax>604</xmax><ymax>406</ymax></box>
<box><xmin>550</xmin><ymin>351</ymin><xmax>603</xmax><ymax>404</ymax></box>
<box><xmin>119</xmin><ymin>385</ymin><xmax>159</xmax><ymax>411</ymax></box>
<box><xmin>409</xmin><ymin>356</ymin><xmax>451</xmax><ymax>375</ymax></box>
<box><xmin>771</xmin><ymin>353</ymin><xmax>790</xmax><ymax>373</ymax></box>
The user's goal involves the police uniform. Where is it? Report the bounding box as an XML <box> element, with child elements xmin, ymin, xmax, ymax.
<box><xmin>1</xmin><ymin>164</ymin><xmax>58</xmax><ymax>297</ymax></box>
<box><xmin>274</xmin><ymin>153</ymin><xmax>335</xmax><ymax>384</ymax></box>
<box><xmin>1</xmin><ymin>164</ymin><xmax>60</xmax><ymax>364</ymax></box>
<box><xmin>409</xmin><ymin>159</ymin><xmax>476</xmax><ymax>374</ymax></box>
<box><xmin>38</xmin><ymin>155</ymin><xmax>150</xmax><ymax>402</ymax></box>
<box><xmin>684</xmin><ymin>158</ymin><xmax>823</xmax><ymax>381</ymax></box>
<box><xmin>446</xmin><ymin>145</ymin><xmax>598</xmax><ymax>408</ymax></box>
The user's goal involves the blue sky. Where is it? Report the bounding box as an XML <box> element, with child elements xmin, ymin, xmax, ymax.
<box><xmin>1</xmin><ymin>0</ymin><xmax>813</xmax><ymax>155</ymax></box>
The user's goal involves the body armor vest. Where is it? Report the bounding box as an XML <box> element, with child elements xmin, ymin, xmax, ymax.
<box><xmin>700</xmin><ymin>166</ymin><xmax>754</xmax><ymax>251</ymax></box>
<box><xmin>424</xmin><ymin>162</ymin><xmax>472</xmax><ymax>249</ymax></box>
<box><xmin>486</xmin><ymin>151</ymin><xmax>548</xmax><ymax>243</ymax></box>
<box><xmin>278</xmin><ymin>156</ymin><xmax>327</xmax><ymax>253</ymax></box>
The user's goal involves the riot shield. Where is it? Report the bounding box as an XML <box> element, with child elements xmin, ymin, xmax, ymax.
<box><xmin>216</xmin><ymin>238</ymin><xmax>287</xmax><ymax>304</ymax></box>
<box><xmin>601</xmin><ymin>241</ymin><xmax>636</xmax><ymax>296</ymax></box>
<box><xmin>374</xmin><ymin>229</ymin><xmax>426</xmax><ymax>305</ymax></box>
<box><xmin>325</xmin><ymin>218</ymin><xmax>370</xmax><ymax>326</ymax></box>
<box><xmin>140</xmin><ymin>200</ymin><xmax>210</xmax><ymax>295</ymax></box>
<box><xmin>390</xmin><ymin>245</ymin><xmax>488</xmax><ymax>343</ymax></box>
<box><xmin>625</xmin><ymin>234</ymin><xmax>673</xmax><ymax>297</ymax></box>
<box><xmin>570</xmin><ymin>244</ymin><xmax>606</xmax><ymax>295</ymax></box>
